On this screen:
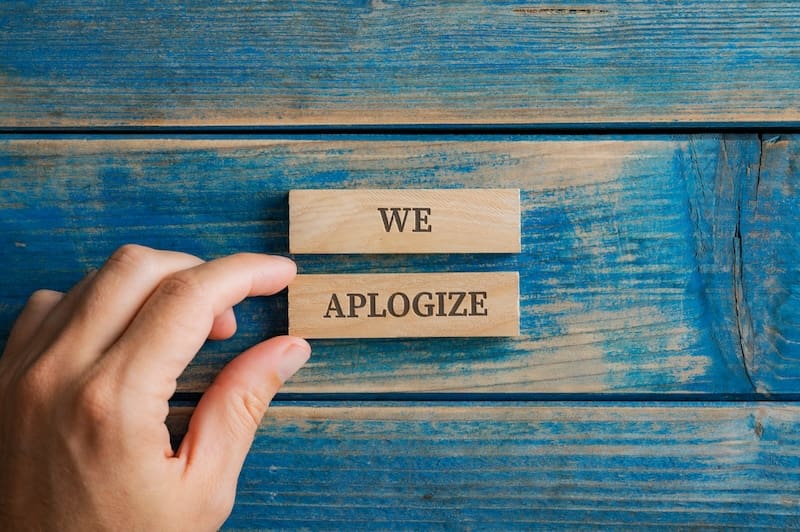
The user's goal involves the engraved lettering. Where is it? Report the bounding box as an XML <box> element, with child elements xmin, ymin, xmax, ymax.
<box><xmin>448</xmin><ymin>292</ymin><xmax>468</xmax><ymax>316</ymax></box>
<box><xmin>470</xmin><ymin>291</ymin><xmax>488</xmax><ymax>316</ymax></box>
<box><xmin>413</xmin><ymin>207</ymin><xmax>432</xmax><ymax>232</ymax></box>
<box><xmin>367</xmin><ymin>292</ymin><xmax>387</xmax><ymax>317</ymax></box>
<box><xmin>412</xmin><ymin>291</ymin><xmax>435</xmax><ymax>317</ymax></box>
<box><xmin>435</xmin><ymin>291</ymin><xmax>447</xmax><ymax>316</ymax></box>
<box><xmin>378</xmin><ymin>207</ymin><xmax>411</xmax><ymax>232</ymax></box>
<box><xmin>387</xmin><ymin>292</ymin><xmax>410</xmax><ymax>317</ymax></box>
<box><xmin>323</xmin><ymin>293</ymin><xmax>345</xmax><ymax>318</ymax></box>
<box><xmin>346</xmin><ymin>293</ymin><xmax>367</xmax><ymax>318</ymax></box>
<box><xmin>378</xmin><ymin>207</ymin><xmax>432</xmax><ymax>232</ymax></box>
<box><xmin>324</xmin><ymin>290</ymin><xmax>490</xmax><ymax>318</ymax></box>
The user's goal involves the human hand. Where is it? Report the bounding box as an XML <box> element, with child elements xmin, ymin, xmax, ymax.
<box><xmin>0</xmin><ymin>245</ymin><xmax>310</xmax><ymax>531</ymax></box>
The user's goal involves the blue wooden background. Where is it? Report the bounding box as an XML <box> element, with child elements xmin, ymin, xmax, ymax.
<box><xmin>4</xmin><ymin>135</ymin><xmax>792</xmax><ymax>395</ymax></box>
<box><xmin>2</xmin><ymin>0</ymin><xmax>800</xmax><ymax>528</ymax></box>
<box><xmin>1</xmin><ymin>0</ymin><xmax>799</xmax><ymax>127</ymax></box>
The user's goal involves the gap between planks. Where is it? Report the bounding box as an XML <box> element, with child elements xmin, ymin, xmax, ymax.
<box><xmin>2</xmin><ymin>125</ymin><xmax>800</xmax><ymax>136</ymax></box>
<box><xmin>169</xmin><ymin>392</ymin><xmax>800</xmax><ymax>407</ymax></box>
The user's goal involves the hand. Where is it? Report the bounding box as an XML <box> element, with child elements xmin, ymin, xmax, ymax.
<box><xmin>0</xmin><ymin>245</ymin><xmax>311</xmax><ymax>531</ymax></box>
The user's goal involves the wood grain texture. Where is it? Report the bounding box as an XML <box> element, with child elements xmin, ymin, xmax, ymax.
<box><xmin>167</xmin><ymin>402</ymin><xmax>800</xmax><ymax>529</ymax></box>
<box><xmin>289</xmin><ymin>273</ymin><xmax>520</xmax><ymax>338</ymax></box>
<box><xmin>2</xmin><ymin>1</ymin><xmax>800</xmax><ymax>127</ymax></box>
<box><xmin>289</xmin><ymin>189</ymin><xmax>520</xmax><ymax>254</ymax></box>
<box><xmin>741</xmin><ymin>135</ymin><xmax>800</xmax><ymax>393</ymax></box>
<box><xmin>0</xmin><ymin>136</ymin><xmax>763</xmax><ymax>393</ymax></box>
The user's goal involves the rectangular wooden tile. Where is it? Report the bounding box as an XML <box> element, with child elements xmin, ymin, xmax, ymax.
<box><xmin>290</xmin><ymin>189</ymin><xmax>520</xmax><ymax>254</ymax></box>
<box><xmin>289</xmin><ymin>272</ymin><xmax>519</xmax><ymax>338</ymax></box>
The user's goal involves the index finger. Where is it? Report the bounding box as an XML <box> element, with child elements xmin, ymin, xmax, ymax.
<box><xmin>103</xmin><ymin>253</ymin><xmax>297</xmax><ymax>401</ymax></box>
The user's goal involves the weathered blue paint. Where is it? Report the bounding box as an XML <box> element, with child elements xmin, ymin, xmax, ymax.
<box><xmin>742</xmin><ymin>135</ymin><xmax>800</xmax><ymax>393</ymax></box>
<box><xmin>167</xmin><ymin>402</ymin><xmax>800</xmax><ymax>529</ymax></box>
<box><xmin>1</xmin><ymin>1</ymin><xmax>799</xmax><ymax>126</ymax></box>
<box><xmin>681</xmin><ymin>136</ymin><xmax>764</xmax><ymax>392</ymax></box>
<box><xmin>2</xmin><ymin>2</ymin><xmax>798</xmax><ymax>525</ymax></box>
<box><xmin>0</xmin><ymin>135</ymin><xmax>765</xmax><ymax>394</ymax></box>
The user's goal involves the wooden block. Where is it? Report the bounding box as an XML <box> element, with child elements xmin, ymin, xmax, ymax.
<box><xmin>289</xmin><ymin>272</ymin><xmax>519</xmax><ymax>338</ymax></box>
<box><xmin>289</xmin><ymin>189</ymin><xmax>520</xmax><ymax>254</ymax></box>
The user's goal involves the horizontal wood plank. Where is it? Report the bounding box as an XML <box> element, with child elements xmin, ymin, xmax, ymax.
<box><xmin>0</xmin><ymin>136</ymin><xmax>767</xmax><ymax>393</ymax></box>
<box><xmin>1</xmin><ymin>1</ymin><xmax>799</xmax><ymax>127</ymax></box>
<box><xmin>167</xmin><ymin>402</ymin><xmax>800</xmax><ymax>529</ymax></box>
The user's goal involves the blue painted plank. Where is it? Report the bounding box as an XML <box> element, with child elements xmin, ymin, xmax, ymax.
<box><xmin>167</xmin><ymin>402</ymin><xmax>800</xmax><ymax>529</ymax></box>
<box><xmin>1</xmin><ymin>1</ymin><xmax>799</xmax><ymax>127</ymax></box>
<box><xmin>741</xmin><ymin>134</ymin><xmax>800</xmax><ymax>393</ymax></box>
<box><xmin>0</xmin><ymin>136</ymin><xmax>761</xmax><ymax>393</ymax></box>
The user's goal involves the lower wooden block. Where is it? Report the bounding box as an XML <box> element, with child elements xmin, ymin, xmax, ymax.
<box><xmin>288</xmin><ymin>272</ymin><xmax>519</xmax><ymax>338</ymax></box>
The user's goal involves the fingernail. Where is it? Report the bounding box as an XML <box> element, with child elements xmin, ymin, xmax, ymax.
<box><xmin>270</xmin><ymin>254</ymin><xmax>297</xmax><ymax>269</ymax></box>
<box><xmin>277</xmin><ymin>339</ymin><xmax>311</xmax><ymax>382</ymax></box>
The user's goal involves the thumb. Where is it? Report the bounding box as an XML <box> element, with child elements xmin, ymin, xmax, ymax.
<box><xmin>178</xmin><ymin>336</ymin><xmax>310</xmax><ymax>491</ymax></box>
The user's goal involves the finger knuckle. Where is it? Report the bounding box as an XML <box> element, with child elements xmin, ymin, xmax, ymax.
<box><xmin>74</xmin><ymin>375</ymin><xmax>116</xmax><ymax>427</ymax></box>
<box><xmin>238</xmin><ymin>388</ymin><xmax>269</xmax><ymax>430</ymax></box>
<box><xmin>27</xmin><ymin>288</ymin><xmax>62</xmax><ymax>307</ymax></box>
<box><xmin>8</xmin><ymin>355</ymin><xmax>62</xmax><ymax>418</ymax></box>
<box><xmin>106</xmin><ymin>243</ymin><xmax>155</xmax><ymax>273</ymax></box>
<box><xmin>15</xmin><ymin>359</ymin><xmax>52</xmax><ymax>404</ymax></box>
<box><xmin>157</xmin><ymin>271</ymin><xmax>205</xmax><ymax>301</ymax></box>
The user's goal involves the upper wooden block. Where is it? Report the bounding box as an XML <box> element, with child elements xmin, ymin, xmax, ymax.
<box><xmin>289</xmin><ymin>189</ymin><xmax>521</xmax><ymax>254</ymax></box>
<box><xmin>1</xmin><ymin>1</ymin><xmax>799</xmax><ymax>127</ymax></box>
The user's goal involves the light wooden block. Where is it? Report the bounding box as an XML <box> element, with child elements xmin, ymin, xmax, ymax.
<box><xmin>289</xmin><ymin>272</ymin><xmax>519</xmax><ymax>338</ymax></box>
<box><xmin>289</xmin><ymin>189</ymin><xmax>520</xmax><ymax>254</ymax></box>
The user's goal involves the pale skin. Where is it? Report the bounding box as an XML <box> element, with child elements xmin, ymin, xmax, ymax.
<box><xmin>0</xmin><ymin>244</ymin><xmax>311</xmax><ymax>531</ymax></box>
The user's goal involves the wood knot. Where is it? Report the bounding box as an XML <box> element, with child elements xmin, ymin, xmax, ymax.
<box><xmin>754</xmin><ymin>420</ymin><xmax>764</xmax><ymax>439</ymax></box>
